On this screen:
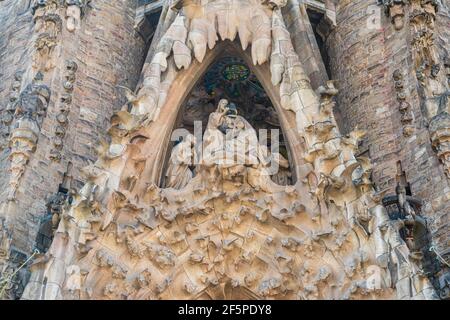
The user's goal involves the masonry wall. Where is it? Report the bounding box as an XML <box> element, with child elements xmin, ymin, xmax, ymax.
<box><xmin>1</xmin><ymin>0</ymin><xmax>147</xmax><ymax>255</ymax></box>
<box><xmin>0</xmin><ymin>0</ymin><xmax>35</xmax><ymax>201</ymax></box>
<box><xmin>432</xmin><ymin>0</ymin><xmax>450</xmax><ymax>260</ymax></box>
<box><xmin>436</xmin><ymin>2</ymin><xmax>450</xmax><ymax>62</ymax></box>
<box><xmin>326</xmin><ymin>0</ymin><xmax>449</xmax><ymax>272</ymax></box>
<box><xmin>282</xmin><ymin>0</ymin><xmax>329</xmax><ymax>90</ymax></box>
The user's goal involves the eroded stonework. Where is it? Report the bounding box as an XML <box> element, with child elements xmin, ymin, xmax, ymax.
<box><xmin>0</xmin><ymin>0</ymin><xmax>449</xmax><ymax>300</ymax></box>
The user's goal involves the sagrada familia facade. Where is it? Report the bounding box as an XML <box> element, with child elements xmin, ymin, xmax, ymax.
<box><xmin>0</xmin><ymin>0</ymin><xmax>449</xmax><ymax>300</ymax></box>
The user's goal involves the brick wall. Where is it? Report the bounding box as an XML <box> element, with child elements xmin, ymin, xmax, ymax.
<box><xmin>2</xmin><ymin>0</ymin><xmax>146</xmax><ymax>254</ymax></box>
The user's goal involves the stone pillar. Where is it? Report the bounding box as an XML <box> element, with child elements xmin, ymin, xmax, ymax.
<box><xmin>282</xmin><ymin>0</ymin><xmax>329</xmax><ymax>90</ymax></box>
<box><xmin>0</xmin><ymin>0</ymin><xmax>35</xmax><ymax>211</ymax></box>
<box><xmin>0</xmin><ymin>0</ymin><xmax>146</xmax><ymax>299</ymax></box>
<box><xmin>327</xmin><ymin>0</ymin><xmax>450</xmax><ymax>297</ymax></box>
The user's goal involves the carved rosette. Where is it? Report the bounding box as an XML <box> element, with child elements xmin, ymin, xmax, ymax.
<box><xmin>50</xmin><ymin>60</ymin><xmax>77</xmax><ymax>162</ymax></box>
<box><xmin>393</xmin><ymin>70</ymin><xmax>415</xmax><ymax>136</ymax></box>
<box><xmin>429</xmin><ymin>112</ymin><xmax>450</xmax><ymax>178</ymax></box>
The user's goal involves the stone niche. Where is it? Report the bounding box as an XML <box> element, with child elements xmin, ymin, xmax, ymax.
<box><xmin>164</xmin><ymin>55</ymin><xmax>295</xmax><ymax>189</ymax></box>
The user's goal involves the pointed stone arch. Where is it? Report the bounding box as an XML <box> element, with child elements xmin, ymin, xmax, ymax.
<box><xmin>133</xmin><ymin>40</ymin><xmax>306</xmax><ymax>190</ymax></box>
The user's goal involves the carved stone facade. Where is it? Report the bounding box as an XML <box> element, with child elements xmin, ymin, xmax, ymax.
<box><xmin>0</xmin><ymin>0</ymin><xmax>449</xmax><ymax>300</ymax></box>
<box><xmin>49</xmin><ymin>60</ymin><xmax>77</xmax><ymax>162</ymax></box>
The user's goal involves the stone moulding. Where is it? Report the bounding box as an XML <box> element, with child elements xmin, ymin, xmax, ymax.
<box><xmin>20</xmin><ymin>0</ymin><xmax>438</xmax><ymax>300</ymax></box>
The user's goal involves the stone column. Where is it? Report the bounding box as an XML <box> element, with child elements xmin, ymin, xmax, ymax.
<box><xmin>327</xmin><ymin>0</ymin><xmax>450</xmax><ymax>297</ymax></box>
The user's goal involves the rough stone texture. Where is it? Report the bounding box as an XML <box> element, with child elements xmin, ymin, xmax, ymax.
<box><xmin>0</xmin><ymin>0</ymin><xmax>449</xmax><ymax>300</ymax></box>
<box><xmin>436</xmin><ymin>1</ymin><xmax>450</xmax><ymax>62</ymax></box>
<box><xmin>326</xmin><ymin>0</ymin><xmax>449</xmax><ymax>280</ymax></box>
<box><xmin>0</xmin><ymin>0</ymin><xmax>146</xmax><ymax>256</ymax></box>
<box><xmin>0</xmin><ymin>0</ymin><xmax>35</xmax><ymax>203</ymax></box>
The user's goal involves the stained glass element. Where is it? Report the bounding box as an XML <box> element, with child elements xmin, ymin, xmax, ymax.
<box><xmin>221</xmin><ymin>63</ymin><xmax>250</xmax><ymax>81</ymax></box>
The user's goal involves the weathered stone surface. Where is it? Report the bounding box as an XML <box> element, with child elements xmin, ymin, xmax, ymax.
<box><xmin>0</xmin><ymin>0</ymin><xmax>448</xmax><ymax>300</ymax></box>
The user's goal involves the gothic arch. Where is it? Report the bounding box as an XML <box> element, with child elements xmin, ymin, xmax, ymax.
<box><xmin>134</xmin><ymin>40</ymin><xmax>305</xmax><ymax>189</ymax></box>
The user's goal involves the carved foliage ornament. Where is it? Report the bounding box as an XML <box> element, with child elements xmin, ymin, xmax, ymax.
<box><xmin>22</xmin><ymin>96</ymin><xmax>438</xmax><ymax>299</ymax></box>
<box><xmin>20</xmin><ymin>0</ymin><xmax>438</xmax><ymax>301</ymax></box>
<box><xmin>50</xmin><ymin>60</ymin><xmax>78</xmax><ymax>162</ymax></box>
<box><xmin>381</xmin><ymin>0</ymin><xmax>409</xmax><ymax>30</ymax></box>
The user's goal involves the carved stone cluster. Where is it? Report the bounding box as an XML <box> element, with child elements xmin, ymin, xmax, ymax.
<box><xmin>32</xmin><ymin>0</ymin><xmax>88</xmax><ymax>33</ymax></box>
<box><xmin>50</xmin><ymin>60</ymin><xmax>78</xmax><ymax>162</ymax></box>
<box><xmin>7</xmin><ymin>73</ymin><xmax>51</xmax><ymax>200</ymax></box>
<box><xmin>0</xmin><ymin>72</ymin><xmax>24</xmax><ymax>151</ymax></box>
<box><xmin>32</xmin><ymin>1</ymin><xmax>63</xmax><ymax>72</ymax></box>
<box><xmin>116</xmin><ymin>0</ymin><xmax>282</xmax><ymax>130</ymax></box>
<box><xmin>64</xmin><ymin>0</ymin><xmax>90</xmax><ymax>32</ymax></box>
<box><xmin>381</xmin><ymin>0</ymin><xmax>408</xmax><ymax>30</ymax></box>
<box><xmin>409</xmin><ymin>0</ymin><xmax>440</xmax><ymax>84</ymax></box>
<box><xmin>20</xmin><ymin>0</ymin><xmax>438</xmax><ymax>301</ymax></box>
<box><xmin>406</xmin><ymin>0</ymin><xmax>450</xmax><ymax>180</ymax></box>
<box><xmin>393</xmin><ymin>69</ymin><xmax>415</xmax><ymax>136</ymax></box>
<box><xmin>429</xmin><ymin>112</ymin><xmax>450</xmax><ymax>178</ymax></box>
